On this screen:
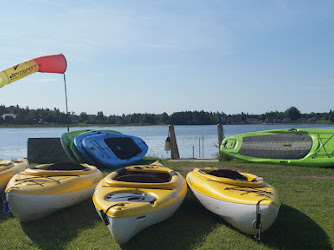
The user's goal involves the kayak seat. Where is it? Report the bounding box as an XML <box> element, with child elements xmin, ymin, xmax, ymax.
<box><xmin>116</xmin><ymin>174</ymin><xmax>166</xmax><ymax>183</ymax></box>
<box><xmin>48</xmin><ymin>162</ymin><xmax>86</xmax><ymax>171</ymax></box>
<box><xmin>208</xmin><ymin>169</ymin><xmax>247</xmax><ymax>181</ymax></box>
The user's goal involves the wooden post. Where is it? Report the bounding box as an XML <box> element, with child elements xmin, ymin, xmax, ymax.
<box><xmin>217</xmin><ymin>123</ymin><xmax>224</xmax><ymax>151</ymax></box>
<box><xmin>169</xmin><ymin>125</ymin><xmax>180</xmax><ymax>159</ymax></box>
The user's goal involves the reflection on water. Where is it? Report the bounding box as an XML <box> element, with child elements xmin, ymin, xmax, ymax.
<box><xmin>1</xmin><ymin>124</ymin><xmax>334</xmax><ymax>160</ymax></box>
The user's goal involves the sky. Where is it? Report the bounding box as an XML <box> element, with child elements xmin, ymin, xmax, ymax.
<box><xmin>0</xmin><ymin>0</ymin><xmax>334</xmax><ymax>116</ymax></box>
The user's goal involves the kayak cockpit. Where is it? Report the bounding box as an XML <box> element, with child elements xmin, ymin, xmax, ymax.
<box><xmin>25</xmin><ymin>162</ymin><xmax>98</xmax><ymax>176</ymax></box>
<box><xmin>206</xmin><ymin>169</ymin><xmax>248</xmax><ymax>181</ymax></box>
<box><xmin>104</xmin><ymin>163</ymin><xmax>180</xmax><ymax>189</ymax></box>
<box><xmin>194</xmin><ymin>167</ymin><xmax>266</xmax><ymax>188</ymax></box>
<box><xmin>115</xmin><ymin>168</ymin><xmax>172</xmax><ymax>183</ymax></box>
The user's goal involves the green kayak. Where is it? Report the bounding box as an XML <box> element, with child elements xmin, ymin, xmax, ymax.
<box><xmin>220</xmin><ymin>128</ymin><xmax>334</xmax><ymax>167</ymax></box>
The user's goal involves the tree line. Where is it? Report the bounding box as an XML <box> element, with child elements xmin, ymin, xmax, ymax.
<box><xmin>1</xmin><ymin>105</ymin><xmax>334</xmax><ymax>126</ymax></box>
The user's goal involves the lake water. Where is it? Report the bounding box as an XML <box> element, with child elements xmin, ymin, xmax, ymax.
<box><xmin>2</xmin><ymin>123</ymin><xmax>334</xmax><ymax>160</ymax></box>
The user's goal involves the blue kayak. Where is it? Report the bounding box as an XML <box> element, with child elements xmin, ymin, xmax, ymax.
<box><xmin>82</xmin><ymin>132</ymin><xmax>148</xmax><ymax>167</ymax></box>
<box><xmin>73</xmin><ymin>131</ymin><xmax>113</xmax><ymax>165</ymax></box>
<box><xmin>61</xmin><ymin>129</ymin><xmax>121</xmax><ymax>163</ymax></box>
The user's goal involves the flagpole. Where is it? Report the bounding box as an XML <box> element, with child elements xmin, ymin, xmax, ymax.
<box><xmin>63</xmin><ymin>73</ymin><xmax>70</xmax><ymax>131</ymax></box>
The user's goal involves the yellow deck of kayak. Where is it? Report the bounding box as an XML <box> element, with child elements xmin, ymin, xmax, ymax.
<box><xmin>6</xmin><ymin>163</ymin><xmax>102</xmax><ymax>195</ymax></box>
<box><xmin>93</xmin><ymin>161</ymin><xmax>187</xmax><ymax>218</ymax></box>
<box><xmin>186</xmin><ymin>167</ymin><xmax>280</xmax><ymax>207</ymax></box>
<box><xmin>0</xmin><ymin>158</ymin><xmax>28</xmax><ymax>192</ymax></box>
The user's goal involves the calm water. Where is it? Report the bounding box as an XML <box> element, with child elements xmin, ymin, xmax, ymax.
<box><xmin>2</xmin><ymin>124</ymin><xmax>334</xmax><ymax>160</ymax></box>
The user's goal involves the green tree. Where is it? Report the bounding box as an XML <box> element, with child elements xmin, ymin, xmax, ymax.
<box><xmin>158</xmin><ymin>112</ymin><xmax>169</xmax><ymax>124</ymax></box>
<box><xmin>285</xmin><ymin>106</ymin><xmax>301</xmax><ymax>121</ymax></box>
<box><xmin>329</xmin><ymin>110</ymin><xmax>334</xmax><ymax>122</ymax></box>
<box><xmin>78</xmin><ymin>112</ymin><xmax>88</xmax><ymax>123</ymax></box>
<box><xmin>97</xmin><ymin>111</ymin><xmax>105</xmax><ymax>123</ymax></box>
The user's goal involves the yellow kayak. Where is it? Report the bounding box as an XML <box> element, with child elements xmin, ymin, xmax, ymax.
<box><xmin>0</xmin><ymin>158</ymin><xmax>28</xmax><ymax>193</ymax></box>
<box><xmin>4</xmin><ymin>162</ymin><xmax>102</xmax><ymax>222</ymax></box>
<box><xmin>186</xmin><ymin>167</ymin><xmax>280</xmax><ymax>239</ymax></box>
<box><xmin>93</xmin><ymin>161</ymin><xmax>187</xmax><ymax>244</ymax></box>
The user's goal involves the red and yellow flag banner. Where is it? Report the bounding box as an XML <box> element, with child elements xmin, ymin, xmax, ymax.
<box><xmin>0</xmin><ymin>54</ymin><xmax>67</xmax><ymax>88</ymax></box>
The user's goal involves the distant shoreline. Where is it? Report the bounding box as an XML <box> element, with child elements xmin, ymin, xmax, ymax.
<box><xmin>0</xmin><ymin>121</ymin><xmax>333</xmax><ymax>128</ymax></box>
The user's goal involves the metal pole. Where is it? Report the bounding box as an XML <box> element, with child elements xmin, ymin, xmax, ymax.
<box><xmin>199</xmin><ymin>138</ymin><xmax>201</xmax><ymax>158</ymax></box>
<box><xmin>63</xmin><ymin>74</ymin><xmax>69</xmax><ymax>131</ymax></box>
<box><xmin>202</xmin><ymin>135</ymin><xmax>204</xmax><ymax>158</ymax></box>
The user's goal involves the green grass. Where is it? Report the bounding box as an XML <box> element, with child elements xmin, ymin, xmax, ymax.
<box><xmin>1</xmin><ymin>159</ymin><xmax>333</xmax><ymax>249</ymax></box>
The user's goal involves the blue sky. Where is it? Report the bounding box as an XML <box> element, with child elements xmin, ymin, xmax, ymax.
<box><xmin>0</xmin><ymin>0</ymin><xmax>334</xmax><ymax>116</ymax></box>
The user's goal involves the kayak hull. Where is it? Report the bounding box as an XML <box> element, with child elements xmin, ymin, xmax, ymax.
<box><xmin>186</xmin><ymin>168</ymin><xmax>280</xmax><ymax>237</ymax></box>
<box><xmin>5</xmin><ymin>162</ymin><xmax>102</xmax><ymax>221</ymax></box>
<box><xmin>189</xmin><ymin>187</ymin><xmax>279</xmax><ymax>235</ymax></box>
<box><xmin>93</xmin><ymin>161</ymin><xmax>187</xmax><ymax>244</ymax></box>
<box><xmin>6</xmin><ymin>185</ymin><xmax>97</xmax><ymax>222</ymax></box>
<box><xmin>95</xmin><ymin>194</ymin><xmax>185</xmax><ymax>244</ymax></box>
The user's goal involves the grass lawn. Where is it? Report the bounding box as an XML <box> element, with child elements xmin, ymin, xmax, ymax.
<box><xmin>1</xmin><ymin>158</ymin><xmax>333</xmax><ymax>249</ymax></box>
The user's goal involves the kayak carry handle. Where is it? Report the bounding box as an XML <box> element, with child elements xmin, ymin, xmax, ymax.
<box><xmin>99</xmin><ymin>209</ymin><xmax>110</xmax><ymax>226</ymax></box>
<box><xmin>99</xmin><ymin>203</ymin><xmax>126</xmax><ymax>225</ymax></box>
<box><xmin>2</xmin><ymin>194</ymin><xmax>10</xmax><ymax>215</ymax></box>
